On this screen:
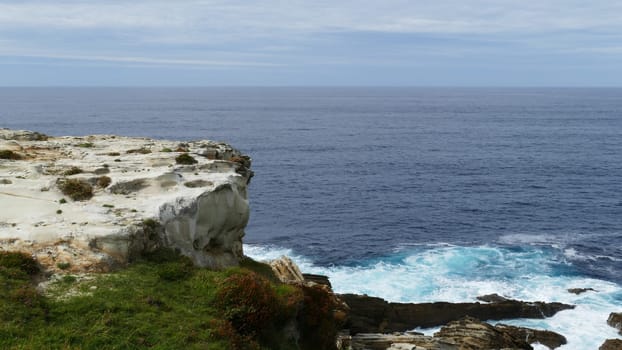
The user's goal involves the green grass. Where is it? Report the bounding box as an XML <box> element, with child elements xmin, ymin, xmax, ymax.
<box><xmin>76</xmin><ymin>142</ymin><xmax>95</xmax><ymax>148</ymax></box>
<box><xmin>0</xmin><ymin>251</ymin><xmax>324</xmax><ymax>350</ymax></box>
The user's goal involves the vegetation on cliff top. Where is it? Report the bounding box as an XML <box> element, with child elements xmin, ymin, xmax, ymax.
<box><xmin>0</xmin><ymin>149</ymin><xmax>22</xmax><ymax>160</ymax></box>
<box><xmin>0</xmin><ymin>250</ymin><xmax>341</xmax><ymax>350</ymax></box>
<box><xmin>175</xmin><ymin>153</ymin><xmax>198</xmax><ymax>165</ymax></box>
<box><xmin>57</xmin><ymin>178</ymin><xmax>94</xmax><ymax>201</ymax></box>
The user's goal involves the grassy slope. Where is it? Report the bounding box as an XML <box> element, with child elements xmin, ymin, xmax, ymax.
<box><xmin>0</xmin><ymin>251</ymin><xmax>304</xmax><ymax>350</ymax></box>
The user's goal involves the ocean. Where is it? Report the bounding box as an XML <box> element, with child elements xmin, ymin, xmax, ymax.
<box><xmin>1</xmin><ymin>87</ymin><xmax>621</xmax><ymax>349</ymax></box>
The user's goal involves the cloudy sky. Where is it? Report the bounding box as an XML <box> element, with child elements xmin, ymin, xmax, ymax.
<box><xmin>1</xmin><ymin>0</ymin><xmax>621</xmax><ymax>86</ymax></box>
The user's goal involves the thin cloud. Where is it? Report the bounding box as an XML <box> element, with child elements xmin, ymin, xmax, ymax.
<box><xmin>1</xmin><ymin>1</ymin><xmax>621</xmax><ymax>34</ymax></box>
<box><xmin>0</xmin><ymin>1</ymin><xmax>621</xmax><ymax>85</ymax></box>
<box><xmin>0</xmin><ymin>52</ymin><xmax>277</xmax><ymax>67</ymax></box>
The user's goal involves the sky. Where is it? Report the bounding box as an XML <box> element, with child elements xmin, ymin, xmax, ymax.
<box><xmin>0</xmin><ymin>0</ymin><xmax>621</xmax><ymax>86</ymax></box>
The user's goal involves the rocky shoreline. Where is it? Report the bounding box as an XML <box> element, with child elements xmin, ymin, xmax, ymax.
<box><xmin>270</xmin><ymin>257</ymin><xmax>581</xmax><ymax>350</ymax></box>
<box><xmin>2</xmin><ymin>129</ymin><xmax>621</xmax><ymax>350</ymax></box>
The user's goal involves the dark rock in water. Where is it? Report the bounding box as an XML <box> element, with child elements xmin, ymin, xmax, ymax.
<box><xmin>303</xmin><ymin>273</ymin><xmax>332</xmax><ymax>288</ymax></box>
<box><xmin>477</xmin><ymin>293</ymin><xmax>509</xmax><ymax>303</ymax></box>
<box><xmin>567</xmin><ymin>287</ymin><xmax>597</xmax><ymax>295</ymax></box>
<box><xmin>435</xmin><ymin>317</ymin><xmax>533</xmax><ymax>350</ymax></box>
<box><xmin>600</xmin><ymin>339</ymin><xmax>622</xmax><ymax>350</ymax></box>
<box><xmin>495</xmin><ymin>324</ymin><xmax>567</xmax><ymax>349</ymax></box>
<box><xmin>608</xmin><ymin>312</ymin><xmax>622</xmax><ymax>334</ymax></box>
<box><xmin>339</xmin><ymin>293</ymin><xmax>575</xmax><ymax>334</ymax></box>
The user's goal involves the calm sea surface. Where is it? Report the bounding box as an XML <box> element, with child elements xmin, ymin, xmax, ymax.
<box><xmin>1</xmin><ymin>87</ymin><xmax>621</xmax><ymax>348</ymax></box>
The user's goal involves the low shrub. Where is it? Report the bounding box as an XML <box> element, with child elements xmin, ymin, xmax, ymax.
<box><xmin>63</xmin><ymin>167</ymin><xmax>83</xmax><ymax>176</ymax></box>
<box><xmin>0</xmin><ymin>251</ymin><xmax>39</xmax><ymax>275</ymax></box>
<box><xmin>56</xmin><ymin>262</ymin><xmax>71</xmax><ymax>270</ymax></box>
<box><xmin>175</xmin><ymin>153</ymin><xmax>197</xmax><ymax>165</ymax></box>
<box><xmin>58</xmin><ymin>178</ymin><xmax>93</xmax><ymax>201</ymax></box>
<box><xmin>209</xmin><ymin>319</ymin><xmax>260</xmax><ymax>350</ymax></box>
<box><xmin>127</xmin><ymin>148</ymin><xmax>152</xmax><ymax>154</ymax></box>
<box><xmin>107</xmin><ymin>152</ymin><xmax>121</xmax><ymax>156</ymax></box>
<box><xmin>215</xmin><ymin>271</ymin><xmax>279</xmax><ymax>337</ymax></box>
<box><xmin>0</xmin><ymin>150</ymin><xmax>22</xmax><ymax>160</ymax></box>
<box><xmin>297</xmin><ymin>285</ymin><xmax>342</xmax><ymax>350</ymax></box>
<box><xmin>97</xmin><ymin>176</ymin><xmax>111</xmax><ymax>188</ymax></box>
<box><xmin>76</xmin><ymin>142</ymin><xmax>94</xmax><ymax>148</ymax></box>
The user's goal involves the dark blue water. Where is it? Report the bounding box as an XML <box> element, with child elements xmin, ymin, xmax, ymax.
<box><xmin>1</xmin><ymin>87</ymin><xmax>621</xmax><ymax>284</ymax></box>
<box><xmin>5</xmin><ymin>87</ymin><xmax>622</xmax><ymax>346</ymax></box>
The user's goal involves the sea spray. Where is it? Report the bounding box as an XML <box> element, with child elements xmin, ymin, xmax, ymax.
<box><xmin>245</xmin><ymin>244</ymin><xmax>622</xmax><ymax>349</ymax></box>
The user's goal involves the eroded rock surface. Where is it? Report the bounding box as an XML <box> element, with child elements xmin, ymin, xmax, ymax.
<box><xmin>270</xmin><ymin>255</ymin><xmax>305</xmax><ymax>283</ymax></box>
<box><xmin>350</xmin><ymin>317</ymin><xmax>566</xmax><ymax>350</ymax></box>
<box><xmin>351</xmin><ymin>332</ymin><xmax>451</xmax><ymax>350</ymax></box>
<box><xmin>494</xmin><ymin>324</ymin><xmax>567</xmax><ymax>349</ymax></box>
<box><xmin>0</xmin><ymin>129</ymin><xmax>253</xmax><ymax>271</ymax></box>
<box><xmin>434</xmin><ymin>317</ymin><xmax>532</xmax><ymax>350</ymax></box>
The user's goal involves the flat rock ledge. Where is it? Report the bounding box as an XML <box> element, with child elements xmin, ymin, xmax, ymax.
<box><xmin>350</xmin><ymin>317</ymin><xmax>567</xmax><ymax>350</ymax></box>
<box><xmin>0</xmin><ymin>129</ymin><xmax>253</xmax><ymax>271</ymax></box>
<box><xmin>339</xmin><ymin>293</ymin><xmax>574</xmax><ymax>334</ymax></box>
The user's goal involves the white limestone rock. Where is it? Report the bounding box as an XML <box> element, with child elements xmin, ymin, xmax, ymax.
<box><xmin>0</xmin><ymin>129</ymin><xmax>253</xmax><ymax>271</ymax></box>
<box><xmin>269</xmin><ymin>256</ymin><xmax>306</xmax><ymax>283</ymax></box>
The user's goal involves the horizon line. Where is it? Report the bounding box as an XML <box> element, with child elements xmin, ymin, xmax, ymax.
<box><xmin>1</xmin><ymin>85</ymin><xmax>621</xmax><ymax>89</ymax></box>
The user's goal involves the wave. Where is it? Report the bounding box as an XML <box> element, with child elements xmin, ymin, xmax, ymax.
<box><xmin>245</xmin><ymin>243</ymin><xmax>622</xmax><ymax>350</ymax></box>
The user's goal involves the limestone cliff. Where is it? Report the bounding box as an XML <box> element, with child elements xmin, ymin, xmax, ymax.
<box><xmin>0</xmin><ymin>129</ymin><xmax>253</xmax><ymax>271</ymax></box>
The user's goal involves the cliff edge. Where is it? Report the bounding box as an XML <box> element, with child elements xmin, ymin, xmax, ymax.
<box><xmin>0</xmin><ymin>129</ymin><xmax>253</xmax><ymax>271</ymax></box>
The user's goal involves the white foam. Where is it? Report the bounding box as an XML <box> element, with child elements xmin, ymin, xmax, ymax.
<box><xmin>498</xmin><ymin>233</ymin><xmax>562</xmax><ymax>245</ymax></box>
<box><xmin>244</xmin><ymin>244</ymin><xmax>622</xmax><ymax>349</ymax></box>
